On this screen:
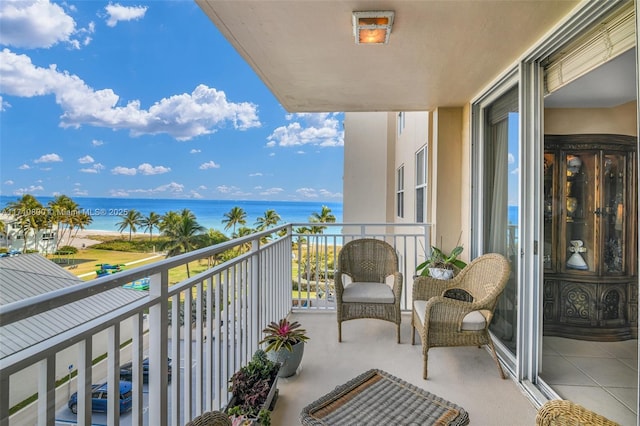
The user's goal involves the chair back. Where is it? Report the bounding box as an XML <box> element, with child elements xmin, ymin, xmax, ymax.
<box><xmin>455</xmin><ymin>253</ymin><xmax>510</xmax><ymax>309</ymax></box>
<box><xmin>338</xmin><ymin>238</ymin><xmax>399</xmax><ymax>283</ymax></box>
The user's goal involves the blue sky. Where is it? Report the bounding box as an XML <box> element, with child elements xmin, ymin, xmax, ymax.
<box><xmin>0</xmin><ymin>1</ymin><xmax>344</xmax><ymax>202</ymax></box>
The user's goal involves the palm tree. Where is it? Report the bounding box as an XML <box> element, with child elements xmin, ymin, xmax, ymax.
<box><xmin>0</xmin><ymin>220</ymin><xmax>6</xmax><ymax>248</ymax></box>
<box><xmin>255</xmin><ymin>209</ymin><xmax>281</xmax><ymax>231</ymax></box>
<box><xmin>222</xmin><ymin>206</ymin><xmax>247</xmax><ymax>235</ymax></box>
<box><xmin>48</xmin><ymin>195</ymin><xmax>79</xmax><ymax>249</ymax></box>
<box><xmin>234</xmin><ymin>226</ymin><xmax>255</xmax><ymax>251</ymax></box>
<box><xmin>116</xmin><ymin>209</ymin><xmax>143</xmax><ymax>241</ymax></box>
<box><xmin>159</xmin><ymin>210</ymin><xmax>181</xmax><ymax>234</ymax></box>
<box><xmin>309</xmin><ymin>205</ymin><xmax>336</xmax><ymax>234</ymax></box>
<box><xmin>69</xmin><ymin>212</ymin><xmax>93</xmax><ymax>243</ymax></box>
<box><xmin>162</xmin><ymin>210</ymin><xmax>205</xmax><ymax>277</ymax></box>
<box><xmin>140</xmin><ymin>211</ymin><xmax>161</xmax><ymax>241</ymax></box>
<box><xmin>5</xmin><ymin>194</ymin><xmax>45</xmax><ymax>252</ymax></box>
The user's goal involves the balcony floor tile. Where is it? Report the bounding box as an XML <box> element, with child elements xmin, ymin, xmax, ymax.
<box><xmin>271</xmin><ymin>312</ymin><xmax>537</xmax><ymax>425</ymax></box>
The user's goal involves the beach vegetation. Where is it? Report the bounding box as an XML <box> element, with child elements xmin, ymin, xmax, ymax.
<box><xmin>308</xmin><ymin>205</ymin><xmax>336</xmax><ymax>234</ymax></box>
<box><xmin>255</xmin><ymin>209</ymin><xmax>281</xmax><ymax>231</ymax></box>
<box><xmin>55</xmin><ymin>245</ymin><xmax>78</xmax><ymax>255</ymax></box>
<box><xmin>116</xmin><ymin>209</ymin><xmax>143</xmax><ymax>241</ymax></box>
<box><xmin>222</xmin><ymin>206</ymin><xmax>247</xmax><ymax>236</ymax></box>
<box><xmin>4</xmin><ymin>194</ymin><xmax>47</xmax><ymax>252</ymax></box>
<box><xmin>140</xmin><ymin>211</ymin><xmax>161</xmax><ymax>241</ymax></box>
<box><xmin>48</xmin><ymin>195</ymin><xmax>79</xmax><ymax>249</ymax></box>
<box><xmin>161</xmin><ymin>209</ymin><xmax>205</xmax><ymax>277</ymax></box>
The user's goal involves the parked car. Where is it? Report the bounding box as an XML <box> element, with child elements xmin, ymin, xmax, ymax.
<box><xmin>68</xmin><ymin>381</ymin><xmax>133</xmax><ymax>414</ymax></box>
<box><xmin>119</xmin><ymin>357</ymin><xmax>172</xmax><ymax>383</ymax></box>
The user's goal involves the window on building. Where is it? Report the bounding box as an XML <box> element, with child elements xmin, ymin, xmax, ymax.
<box><xmin>397</xmin><ymin>112</ymin><xmax>405</xmax><ymax>137</ymax></box>
<box><xmin>396</xmin><ymin>166</ymin><xmax>404</xmax><ymax>218</ymax></box>
<box><xmin>416</xmin><ymin>146</ymin><xmax>427</xmax><ymax>222</ymax></box>
<box><xmin>41</xmin><ymin>232</ymin><xmax>55</xmax><ymax>241</ymax></box>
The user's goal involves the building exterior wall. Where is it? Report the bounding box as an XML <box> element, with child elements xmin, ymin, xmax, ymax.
<box><xmin>431</xmin><ymin>107</ymin><xmax>466</xmax><ymax>258</ymax></box>
<box><xmin>0</xmin><ymin>214</ymin><xmax>58</xmax><ymax>254</ymax></box>
<box><xmin>343</xmin><ymin>112</ymin><xmax>393</xmax><ymax>223</ymax></box>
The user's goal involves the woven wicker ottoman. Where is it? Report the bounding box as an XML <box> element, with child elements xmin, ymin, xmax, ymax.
<box><xmin>300</xmin><ymin>369</ymin><xmax>469</xmax><ymax>425</ymax></box>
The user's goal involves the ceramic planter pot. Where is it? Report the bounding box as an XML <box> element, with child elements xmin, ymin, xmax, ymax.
<box><xmin>428</xmin><ymin>267</ymin><xmax>454</xmax><ymax>280</ymax></box>
<box><xmin>267</xmin><ymin>341</ymin><xmax>305</xmax><ymax>377</ymax></box>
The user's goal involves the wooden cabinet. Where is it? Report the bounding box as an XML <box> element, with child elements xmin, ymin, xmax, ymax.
<box><xmin>543</xmin><ymin>134</ymin><xmax>637</xmax><ymax>341</ymax></box>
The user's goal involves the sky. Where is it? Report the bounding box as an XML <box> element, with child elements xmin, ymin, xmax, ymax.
<box><xmin>0</xmin><ymin>0</ymin><xmax>345</xmax><ymax>202</ymax></box>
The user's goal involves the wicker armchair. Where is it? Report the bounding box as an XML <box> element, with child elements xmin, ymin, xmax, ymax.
<box><xmin>411</xmin><ymin>253</ymin><xmax>510</xmax><ymax>379</ymax></box>
<box><xmin>336</xmin><ymin>238</ymin><xmax>403</xmax><ymax>343</ymax></box>
<box><xmin>185</xmin><ymin>411</ymin><xmax>232</xmax><ymax>426</ymax></box>
<box><xmin>536</xmin><ymin>400</ymin><xmax>619</xmax><ymax>426</ymax></box>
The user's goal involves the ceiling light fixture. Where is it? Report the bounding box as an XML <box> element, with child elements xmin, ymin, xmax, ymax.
<box><xmin>352</xmin><ymin>11</ymin><xmax>394</xmax><ymax>45</ymax></box>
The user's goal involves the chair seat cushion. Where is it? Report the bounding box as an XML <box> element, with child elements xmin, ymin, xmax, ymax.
<box><xmin>413</xmin><ymin>300</ymin><xmax>487</xmax><ymax>331</ymax></box>
<box><xmin>343</xmin><ymin>282</ymin><xmax>395</xmax><ymax>304</ymax></box>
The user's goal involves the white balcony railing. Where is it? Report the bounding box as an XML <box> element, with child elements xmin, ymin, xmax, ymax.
<box><xmin>0</xmin><ymin>223</ymin><xmax>430</xmax><ymax>426</ymax></box>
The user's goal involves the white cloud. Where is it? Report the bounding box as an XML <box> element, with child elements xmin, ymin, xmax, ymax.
<box><xmin>198</xmin><ymin>185</ymin><xmax>207</xmax><ymax>190</ymax></box>
<box><xmin>318</xmin><ymin>189</ymin><xmax>342</xmax><ymax>199</ymax></box>
<box><xmin>511</xmin><ymin>167</ymin><xmax>520</xmax><ymax>175</ymax></box>
<box><xmin>4</xmin><ymin>179</ymin><xmax>14</xmax><ymax>185</ymax></box>
<box><xmin>508</xmin><ymin>153</ymin><xmax>515</xmax><ymax>164</ymax></box>
<box><xmin>80</xmin><ymin>163</ymin><xmax>104</xmax><ymax>173</ymax></box>
<box><xmin>249</xmin><ymin>172</ymin><xmax>263</xmax><ymax>177</ymax></box>
<box><xmin>153</xmin><ymin>182</ymin><xmax>183</xmax><ymax>193</ymax></box>
<box><xmin>296</xmin><ymin>187</ymin><xmax>319</xmax><ymax>198</ymax></box>
<box><xmin>0</xmin><ymin>95</ymin><xmax>10</xmax><ymax>111</ymax></box>
<box><xmin>267</xmin><ymin>112</ymin><xmax>344</xmax><ymax>148</ymax></box>
<box><xmin>78</xmin><ymin>155</ymin><xmax>94</xmax><ymax>164</ymax></box>
<box><xmin>296</xmin><ymin>150</ymin><xmax>305</xmax><ymax>155</ymax></box>
<box><xmin>109</xmin><ymin>189</ymin><xmax>130</xmax><ymax>197</ymax></box>
<box><xmin>73</xmin><ymin>188</ymin><xmax>88</xmax><ymax>196</ymax></box>
<box><xmin>138</xmin><ymin>163</ymin><xmax>170</xmax><ymax>175</ymax></box>
<box><xmin>104</xmin><ymin>3</ymin><xmax>147</xmax><ymax>27</ymax></box>
<box><xmin>92</xmin><ymin>139</ymin><xmax>104</xmax><ymax>146</ymax></box>
<box><xmin>0</xmin><ymin>50</ymin><xmax>261</xmax><ymax>140</ymax></box>
<box><xmin>18</xmin><ymin>164</ymin><xmax>30</xmax><ymax>170</ymax></box>
<box><xmin>189</xmin><ymin>190</ymin><xmax>203</xmax><ymax>199</ymax></box>
<box><xmin>260</xmin><ymin>187</ymin><xmax>284</xmax><ymax>196</ymax></box>
<box><xmin>129</xmin><ymin>182</ymin><xmax>184</xmax><ymax>194</ymax></box>
<box><xmin>110</xmin><ymin>182</ymin><xmax>185</xmax><ymax>197</ymax></box>
<box><xmin>34</xmin><ymin>153</ymin><xmax>62</xmax><ymax>163</ymax></box>
<box><xmin>111</xmin><ymin>166</ymin><xmax>137</xmax><ymax>175</ymax></box>
<box><xmin>14</xmin><ymin>184</ymin><xmax>44</xmax><ymax>195</ymax></box>
<box><xmin>190</xmin><ymin>149</ymin><xmax>201</xmax><ymax>154</ymax></box>
<box><xmin>199</xmin><ymin>160</ymin><xmax>220</xmax><ymax>170</ymax></box>
<box><xmin>0</xmin><ymin>0</ymin><xmax>75</xmax><ymax>48</ymax></box>
<box><xmin>216</xmin><ymin>185</ymin><xmax>239</xmax><ymax>194</ymax></box>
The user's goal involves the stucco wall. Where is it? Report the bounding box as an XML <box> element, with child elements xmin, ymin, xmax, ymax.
<box><xmin>544</xmin><ymin>101</ymin><xmax>637</xmax><ymax>136</ymax></box>
<box><xmin>343</xmin><ymin>112</ymin><xmax>391</xmax><ymax>223</ymax></box>
<box><xmin>432</xmin><ymin>107</ymin><xmax>465</xmax><ymax>256</ymax></box>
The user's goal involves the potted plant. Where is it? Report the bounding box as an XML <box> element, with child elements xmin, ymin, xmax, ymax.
<box><xmin>259</xmin><ymin>318</ymin><xmax>309</xmax><ymax>378</ymax></box>
<box><xmin>416</xmin><ymin>238</ymin><xmax>467</xmax><ymax>279</ymax></box>
<box><xmin>226</xmin><ymin>350</ymin><xmax>280</xmax><ymax>425</ymax></box>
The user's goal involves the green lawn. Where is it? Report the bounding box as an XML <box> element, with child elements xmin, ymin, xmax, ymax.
<box><xmin>49</xmin><ymin>248</ymin><xmax>163</xmax><ymax>281</ymax></box>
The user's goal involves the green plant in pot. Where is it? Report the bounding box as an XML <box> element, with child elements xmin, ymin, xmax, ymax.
<box><xmin>227</xmin><ymin>350</ymin><xmax>279</xmax><ymax>424</ymax></box>
<box><xmin>416</xmin><ymin>244</ymin><xmax>467</xmax><ymax>279</ymax></box>
<box><xmin>259</xmin><ymin>318</ymin><xmax>309</xmax><ymax>378</ymax></box>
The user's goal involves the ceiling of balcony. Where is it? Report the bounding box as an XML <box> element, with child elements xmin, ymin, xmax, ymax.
<box><xmin>196</xmin><ymin>0</ymin><xmax>581</xmax><ymax>112</ymax></box>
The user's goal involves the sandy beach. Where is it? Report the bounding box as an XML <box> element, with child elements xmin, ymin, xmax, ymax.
<box><xmin>59</xmin><ymin>229</ymin><xmax>146</xmax><ymax>249</ymax></box>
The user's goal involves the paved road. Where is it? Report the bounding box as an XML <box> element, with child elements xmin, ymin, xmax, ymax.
<box><xmin>53</xmin><ymin>340</ymin><xmax>204</xmax><ymax>426</ymax></box>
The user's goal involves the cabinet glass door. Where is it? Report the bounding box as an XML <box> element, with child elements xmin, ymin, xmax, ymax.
<box><xmin>543</xmin><ymin>153</ymin><xmax>556</xmax><ymax>270</ymax></box>
<box><xmin>562</xmin><ymin>151</ymin><xmax>597</xmax><ymax>274</ymax></box>
<box><xmin>601</xmin><ymin>153</ymin><xmax>627</xmax><ymax>274</ymax></box>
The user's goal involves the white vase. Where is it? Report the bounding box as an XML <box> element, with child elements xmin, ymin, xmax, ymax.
<box><xmin>428</xmin><ymin>268</ymin><xmax>454</xmax><ymax>280</ymax></box>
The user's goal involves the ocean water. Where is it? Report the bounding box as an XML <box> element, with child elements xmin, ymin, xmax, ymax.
<box><xmin>0</xmin><ymin>196</ymin><xmax>343</xmax><ymax>233</ymax></box>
